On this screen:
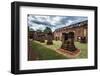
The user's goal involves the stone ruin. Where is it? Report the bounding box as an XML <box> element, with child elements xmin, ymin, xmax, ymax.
<box><xmin>55</xmin><ymin>37</ymin><xmax>60</xmax><ymax>41</ymax></box>
<box><xmin>28</xmin><ymin>31</ymin><xmax>34</xmax><ymax>40</ymax></box>
<box><xmin>61</xmin><ymin>32</ymin><xmax>77</xmax><ymax>52</ymax></box>
<box><xmin>80</xmin><ymin>36</ymin><xmax>87</xmax><ymax>43</ymax></box>
<box><xmin>39</xmin><ymin>33</ymin><xmax>45</xmax><ymax>43</ymax></box>
<box><xmin>34</xmin><ymin>32</ymin><xmax>45</xmax><ymax>43</ymax></box>
<box><xmin>46</xmin><ymin>32</ymin><xmax>53</xmax><ymax>45</ymax></box>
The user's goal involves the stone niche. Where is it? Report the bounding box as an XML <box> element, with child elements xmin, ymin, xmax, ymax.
<box><xmin>55</xmin><ymin>37</ymin><xmax>58</xmax><ymax>41</ymax></box>
<box><xmin>80</xmin><ymin>36</ymin><xmax>87</xmax><ymax>43</ymax></box>
<box><xmin>61</xmin><ymin>32</ymin><xmax>77</xmax><ymax>51</ymax></box>
<box><xmin>47</xmin><ymin>32</ymin><xmax>53</xmax><ymax>45</ymax></box>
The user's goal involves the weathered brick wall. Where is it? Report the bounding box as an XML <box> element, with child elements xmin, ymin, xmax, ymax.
<box><xmin>53</xmin><ymin>21</ymin><xmax>88</xmax><ymax>41</ymax></box>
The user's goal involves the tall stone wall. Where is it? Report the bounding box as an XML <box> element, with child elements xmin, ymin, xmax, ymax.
<box><xmin>53</xmin><ymin>21</ymin><xmax>88</xmax><ymax>42</ymax></box>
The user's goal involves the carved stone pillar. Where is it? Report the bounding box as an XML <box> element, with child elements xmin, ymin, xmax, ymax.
<box><xmin>47</xmin><ymin>32</ymin><xmax>53</xmax><ymax>45</ymax></box>
<box><xmin>61</xmin><ymin>32</ymin><xmax>77</xmax><ymax>51</ymax></box>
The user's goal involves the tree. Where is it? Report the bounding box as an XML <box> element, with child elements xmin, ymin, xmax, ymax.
<box><xmin>29</xmin><ymin>28</ymin><xmax>34</xmax><ymax>31</ymax></box>
<box><xmin>44</xmin><ymin>27</ymin><xmax>52</xmax><ymax>33</ymax></box>
<box><xmin>36</xmin><ymin>29</ymin><xmax>42</xmax><ymax>32</ymax></box>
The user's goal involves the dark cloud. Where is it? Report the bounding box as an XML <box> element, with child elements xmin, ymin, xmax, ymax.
<box><xmin>28</xmin><ymin>15</ymin><xmax>88</xmax><ymax>31</ymax></box>
<box><xmin>30</xmin><ymin>19</ymin><xmax>54</xmax><ymax>28</ymax></box>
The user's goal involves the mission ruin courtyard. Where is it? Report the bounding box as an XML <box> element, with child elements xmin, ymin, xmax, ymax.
<box><xmin>28</xmin><ymin>15</ymin><xmax>88</xmax><ymax>61</ymax></box>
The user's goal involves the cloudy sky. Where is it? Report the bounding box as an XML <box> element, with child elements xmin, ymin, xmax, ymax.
<box><xmin>28</xmin><ymin>14</ymin><xmax>88</xmax><ymax>32</ymax></box>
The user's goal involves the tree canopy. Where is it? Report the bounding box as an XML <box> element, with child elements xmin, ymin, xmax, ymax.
<box><xmin>44</xmin><ymin>27</ymin><xmax>52</xmax><ymax>33</ymax></box>
<box><xmin>36</xmin><ymin>29</ymin><xmax>42</xmax><ymax>32</ymax></box>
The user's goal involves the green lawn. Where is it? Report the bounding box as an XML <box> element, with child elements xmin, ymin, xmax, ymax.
<box><xmin>75</xmin><ymin>42</ymin><xmax>88</xmax><ymax>58</ymax></box>
<box><xmin>31</xmin><ymin>40</ymin><xmax>67</xmax><ymax>60</ymax></box>
<box><xmin>31</xmin><ymin>40</ymin><xmax>87</xmax><ymax>60</ymax></box>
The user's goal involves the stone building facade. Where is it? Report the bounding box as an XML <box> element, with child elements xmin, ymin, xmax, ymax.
<box><xmin>53</xmin><ymin>20</ymin><xmax>88</xmax><ymax>41</ymax></box>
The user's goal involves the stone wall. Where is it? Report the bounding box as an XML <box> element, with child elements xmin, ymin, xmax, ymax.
<box><xmin>53</xmin><ymin>20</ymin><xmax>88</xmax><ymax>42</ymax></box>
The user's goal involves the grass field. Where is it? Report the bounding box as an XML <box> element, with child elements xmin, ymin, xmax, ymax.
<box><xmin>31</xmin><ymin>40</ymin><xmax>87</xmax><ymax>60</ymax></box>
<box><xmin>75</xmin><ymin>42</ymin><xmax>88</xmax><ymax>58</ymax></box>
<box><xmin>31</xmin><ymin>40</ymin><xmax>67</xmax><ymax>60</ymax></box>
